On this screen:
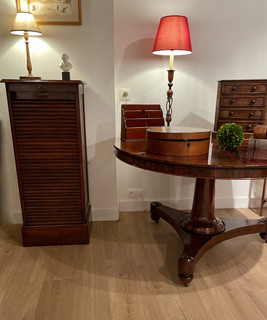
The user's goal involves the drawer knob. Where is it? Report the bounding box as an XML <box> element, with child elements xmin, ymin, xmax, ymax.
<box><xmin>232</xmin><ymin>86</ymin><xmax>237</xmax><ymax>90</ymax></box>
<box><xmin>36</xmin><ymin>84</ymin><xmax>50</xmax><ymax>98</ymax></box>
<box><xmin>229</xmin><ymin>112</ymin><xmax>234</xmax><ymax>116</ymax></box>
<box><xmin>250</xmin><ymin>112</ymin><xmax>254</xmax><ymax>116</ymax></box>
<box><xmin>231</xmin><ymin>99</ymin><xmax>235</xmax><ymax>103</ymax></box>
<box><xmin>251</xmin><ymin>99</ymin><xmax>256</xmax><ymax>103</ymax></box>
<box><xmin>252</xmin><ymin>86</ymin><xmax>257</xmax><ymax>91</ymax></box>
<box><xmin>37</xmin><ymin>84</ymin><xmax>45</xmax><ymax>90</ymax></box>
<box><xmin>247</xmin><ymin>124</ymin><xmax>253</xmax><ymax>131</ymax></box>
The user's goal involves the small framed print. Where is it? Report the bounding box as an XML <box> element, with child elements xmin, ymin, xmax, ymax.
<box><xmin>16</xmin><ymin>0</ymin><xmax>82</xmax><ymax>25</ymax></box>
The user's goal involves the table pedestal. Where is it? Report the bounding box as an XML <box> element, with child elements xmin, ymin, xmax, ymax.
<box><xmin>150</xmin><ymin>178</ymin><xmax>267</xmax><ymax>287</ymax></box>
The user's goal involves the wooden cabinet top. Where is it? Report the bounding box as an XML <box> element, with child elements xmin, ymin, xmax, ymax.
<box><xmin>1</xmin><ymin>79</ymin><xmax>84</xmax><ymax>84</ymax></box>
<box><xmin>218</xmin><ymin>79</ymin><xmax>267</xmax><ymax>83</ymax></box>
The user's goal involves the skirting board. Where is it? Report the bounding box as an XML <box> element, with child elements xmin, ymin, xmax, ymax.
<box><xmin>119</xmin><ymin>197</ymin><xmax>262</xmax><ymax>212</ymax></box>
<box><xmin>6</xmin><ymin>198</ymin><xmax>262</xmax><ymax>224</ymax></box>
<box><xmin>91</xmin><ymin>207</ymin><xmax>119</xmax><ymax>221</ymax></box>
<box><xmin>6</xmin><ymin>207</ymin><xmax>119</xmax><ymax>224</ymax></box>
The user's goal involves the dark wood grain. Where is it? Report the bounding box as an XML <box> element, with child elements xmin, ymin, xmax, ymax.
<box><xmin>146</xmin><ymin>127</ymin><xmax>211</xmax><ymax>157</ymax></box>
<box><xmin>121</xmin><ymin>104</ymin><xmax>164</xmax><ymax>140</ymax></box>
<box><xmin>114</xmin><ymin>139</ymin><xmax>267</xmax><ymax>179</ymax></box>
<box><xmin>214</xmin><ymin>79</ymin><xmax>267</xmax><ymax>136</ymax></box>
<box><xmin>114</xmin><ymin>138</ymin><xmax>267</xmax><ymax>286</ymax></box>
<box><xmin>1</xmin><ymin>79</ymin><xmax>91</xmax><ymax>246</ymax></box>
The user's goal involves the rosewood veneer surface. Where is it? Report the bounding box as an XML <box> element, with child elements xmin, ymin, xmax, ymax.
<box><xmin>114</xmin><ymin>138</ymin><xmax>267</xmax><ymax>286</ymax></box>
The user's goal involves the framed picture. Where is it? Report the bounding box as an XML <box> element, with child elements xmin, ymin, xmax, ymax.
<box><xmin>16</xmin><ymin>0</ymin><xmax>82</xmax><ymax>25</ymax></box>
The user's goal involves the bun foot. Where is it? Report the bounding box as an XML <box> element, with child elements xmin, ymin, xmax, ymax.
<box><xmin>151</xmin><ymin>214</ymin><xmax>160</xmax><ymax>223</ymax></box>
<box><xmin>260</xmin><ymin>218</ymin><xmax>267</xmax><ymax>242</ymax></box>
<box><xmin>178</xmin><ymin>254</ymin><xmax>195</xmax><ymax>287</ymax></box>
<box><xmin>150</xmin><ymin>202</ymin><xmax>162</xmax><ymax>223</ymax></box>
<box><xmin>260</xmin><ymin>232</ymin><xmax>267</xmax><ymax>243</ymax></box>
<box><xmin>178</xmin><ymin>273</ymin><xmax>193</xmax><ymax>287</ymax></box>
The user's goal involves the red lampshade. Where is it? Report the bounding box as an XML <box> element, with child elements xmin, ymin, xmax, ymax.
<box><xmin>153</xmin><ymin>15</ymin><xmax>192</xmax><ymax>56</ymax></box>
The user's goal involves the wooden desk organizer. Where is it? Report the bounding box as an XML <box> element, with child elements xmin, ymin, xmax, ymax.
<box><xmin>121</xmin><ymin>104</ymin><xmax>164</xmax><ymax>140</ymax></box>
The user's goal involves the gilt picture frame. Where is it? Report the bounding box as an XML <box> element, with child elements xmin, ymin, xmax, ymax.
<box><xmin>16</xmin><ymin>0</ymin><xmax>82</xmax><ymax>25</ymax></box>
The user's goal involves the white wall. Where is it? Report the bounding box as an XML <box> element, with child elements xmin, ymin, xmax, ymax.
<box><xmin>0</xmin><ymin>0</ymin><xmax>118</xmax><ymax>223</ymax></box>
<box><xmin>114</xmin><ymin>0</ymin><xmax>267</xmax><ymax>211</ymax></box>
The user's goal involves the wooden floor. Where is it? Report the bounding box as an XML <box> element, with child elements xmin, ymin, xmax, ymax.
<box><xmin>1</xmin><ymin>208</ymin><xmax>267</xmax><ymax>320</ymax></box>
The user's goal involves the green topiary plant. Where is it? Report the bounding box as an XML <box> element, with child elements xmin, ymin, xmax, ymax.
<box><xmin>216</xmin><ymin>123</ymin><xmax>244</xmax><ymax>150</ymax></box>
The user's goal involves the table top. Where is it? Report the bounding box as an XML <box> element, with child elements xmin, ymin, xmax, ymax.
<box><xmin>114</xmin><ymin>139</ymin><xmax>267</xmax><ymax>179</ymax></box>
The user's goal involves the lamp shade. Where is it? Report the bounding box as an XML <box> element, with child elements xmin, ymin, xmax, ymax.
<box><xmin>10</xmin><ymin>12</ymin><xmax>42</xmax><ymax>36</ymax></box>
<box><xmin>153</xmin><ymin>15</ymin><xmax>192</xmax><ymax>56</ymax></box>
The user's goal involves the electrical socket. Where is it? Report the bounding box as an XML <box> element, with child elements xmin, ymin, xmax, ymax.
<box><xmin>128</xmin><ymin>188</ymin><xmax>144</xmax><ymax>199</ymax></box>
<box><xmin>119</xmin><ymin>88</ymin><xmax>131</xmax><ymax>101</ymax></box>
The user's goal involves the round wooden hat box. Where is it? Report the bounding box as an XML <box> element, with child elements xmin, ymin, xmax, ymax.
<box><xmin>146</xmin><ymin>126</ymin><xmax>211</xmax><ymax>157</ymax></box>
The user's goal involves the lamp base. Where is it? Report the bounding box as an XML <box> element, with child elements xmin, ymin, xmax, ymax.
<box><xmin>20</xmin><ymin>76</ymin><xmax>41</xmax><ymax>80</ymax></box>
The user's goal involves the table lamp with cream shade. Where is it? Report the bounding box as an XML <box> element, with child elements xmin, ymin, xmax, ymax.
<box><xmin>10</xmin><ymin>12</ymin><xmax>42</xmax><ymax>79</ymax></box>
<box><xmin>153</xmin><ymin>15</ymin><xmax>192</xmax><ymax>126</ymax></box>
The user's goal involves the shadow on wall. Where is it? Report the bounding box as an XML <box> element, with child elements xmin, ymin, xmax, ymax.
<box><xmin>248</xmin><ymin>179</ymin><xmax>265</xmax><ymax>209</ymax></box>
<box><xmin>87</xmin><ymin>135</ymin><xmax>115</xmax><ymax>173</ymax></box>
<box><xmin>177</xmin><ymin>112</ymin><xmax>214</xmax><ymax>130</ymax></box>
<box><xmin>86</xmin><ymin>123</ymin><xmax>118</xmax><ymax>220</ymax></box>
<box><xmin>117</xmin><ymin>38</ymin><xmax>161</xmax><ymax>83</ymax></box>
<box><xmin>121</xmin><ymin>38</ymin><xmax>156</xmax><ymax>62</ymax></box>
<box><xmin>84</xmin><ymin>87</ymin><xmax>115</xmax><ymax>131</ymax></box>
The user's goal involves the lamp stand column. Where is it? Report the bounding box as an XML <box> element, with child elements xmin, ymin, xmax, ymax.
<box><xmin>166</xmin><ymin>69</ymin><xmax>174</xmax><ymax>126</ymax></box>
<box><xmin>20</xmin><ymin>32</ymin><xmax>41</xmax><ymax>80</ymax></box>
<box><xmin>24</xmin><ymin>32</ymin><xmax>32</xmax><ymax>77</ymax></box>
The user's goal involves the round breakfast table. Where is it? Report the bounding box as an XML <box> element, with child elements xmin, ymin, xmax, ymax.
<box><xmin>114</xmin><ymin>138</ymin><xmax>267</xmax><ymax>286</ymax></box>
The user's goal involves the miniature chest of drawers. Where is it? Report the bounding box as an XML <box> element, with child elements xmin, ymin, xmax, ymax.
<box><xmin>1</xmin><ymin>79</ymin><xmax>91</xmax><ymax>246</ymax></box>
<box><xmin>214</xmin><ymin>80</ymin><xmax>267</xmax><ymax>137</ymax></box>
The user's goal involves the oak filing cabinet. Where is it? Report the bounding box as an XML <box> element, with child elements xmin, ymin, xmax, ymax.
<box><xmin>1</xmin><ymin>79</ymin><xmax>91</xmax><ymax>246</ymax></box>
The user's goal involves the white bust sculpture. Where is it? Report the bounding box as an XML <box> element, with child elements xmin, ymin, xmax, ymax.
<box><xmin>60</xmin><ymin>53</ymin><xmax>73</xmax><ymax>72</ymax></box>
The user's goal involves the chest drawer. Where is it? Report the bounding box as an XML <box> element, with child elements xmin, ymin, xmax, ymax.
<box><xmin>219</xmin><ymin>109</ymin><xmax>264</xmax><ymax>120</ymax></box>
<box><xmin>214</xmin><ymin>80</ymin><xmax>267</xmax><ymax>134</ymax></box>
<box><xmin>220</xmin><ymin>97</ymin><xmax>265</xmax><ymax>107</ymax></box>
<box><xmin>222</xmin><ymin>83</ymin><xmax>266</xmax><ymax>94</ymax></box>
<box><xmin>218</xmin><ymin>120</ymin><xmax>262</xmax><ymax>133</ymax></box>
<box><xmin>9</xmin><ymin>83</ymin><xmax>77</xmax><ymax>101</ymax></box>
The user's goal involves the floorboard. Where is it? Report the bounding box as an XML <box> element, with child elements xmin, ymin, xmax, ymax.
<box><xmin>0</xmin><ymin>208</ymin><xmax>267</xmax><ymax>320</ymax></box>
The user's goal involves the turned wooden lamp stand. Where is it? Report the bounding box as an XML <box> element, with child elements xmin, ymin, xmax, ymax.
<box><xmin>21</xmin><ymin>31</ymin><xmax>39</xmax><ymax>80</ymax></box>
<box><xmin>166</xmin><ymin>69</ymin><xmax>174</xmax><ymax>126</ymax></box>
